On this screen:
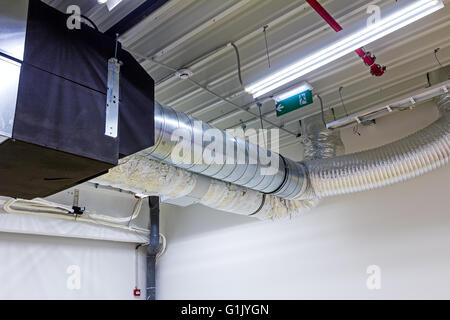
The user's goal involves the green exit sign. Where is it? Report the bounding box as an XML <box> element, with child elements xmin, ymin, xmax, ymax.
<box><xmin>275</xmin><ymin>90</ymin><xmax>313</xmax><ymax>117</ymax></box>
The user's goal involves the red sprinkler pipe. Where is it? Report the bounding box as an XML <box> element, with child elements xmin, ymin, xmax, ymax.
<box><xmin>305</xmin><ymin>0</ymin><xmax>342</xmax><ymax>32</ymax></box>
<box><xmin>305</xmin><ymin>0</ymin><xmax>386</xmax><ymax>76</ymax></box>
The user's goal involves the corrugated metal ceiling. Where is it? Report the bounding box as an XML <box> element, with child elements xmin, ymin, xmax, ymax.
<box><xmin>45</xmin><ymin>0</ymin><xmax>450</xmax><ymax>153</ymax></box>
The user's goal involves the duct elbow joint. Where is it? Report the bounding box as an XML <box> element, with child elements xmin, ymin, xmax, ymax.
<box><xmin>271</xmin><ymin>158</ymin><xmax>309</xmax><ymax>200</ymax></box>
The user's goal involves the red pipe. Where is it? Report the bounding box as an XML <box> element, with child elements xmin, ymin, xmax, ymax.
<box><xmin>305</xmin><ymin>0</ymin><xmax>386</xmax><ymax>76</ymax></box>
<box><xmin>305</xmin><ymin>0</ymin><xmax>342</xmax><ymax>32</ymax></box>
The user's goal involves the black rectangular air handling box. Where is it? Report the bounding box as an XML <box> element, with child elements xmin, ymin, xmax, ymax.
<box><xmin>0</xmin><ymin>0</ymin><xmax>155</xmax><ymax>199</ymax></box>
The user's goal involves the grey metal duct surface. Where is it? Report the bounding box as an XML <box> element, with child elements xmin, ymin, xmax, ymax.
<box><xmin>138</xmin><ymin>102</ymin><xmax>306</xmax><ymax>200</ymax></box>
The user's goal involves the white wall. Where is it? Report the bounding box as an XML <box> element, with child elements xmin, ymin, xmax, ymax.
<box><xmin>0</xmin><ymin>184</ymin><xmax>149</xmax><ymax>299</ymax></box>
<box><xmin>0</xmin><ymin>232</ymin><xmax>147</xmax><ymax>299</ymax></box>
<box><xmin>157</xmin><ymin>101</ymin><xmax>450</xmax><ymax>299</ymax></box>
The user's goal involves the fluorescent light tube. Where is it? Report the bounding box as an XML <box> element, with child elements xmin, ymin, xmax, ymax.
<box><xmin>106</xmin><ymin>0</ymin><xmax>123</xmax><ymax>11</ymax></box>
<box><xmin>273</xmin><ymin>82</ymin><xmax>313</xmax><ymax>102</ymax></box>
<box><xmin>246</xmin><ymin>0</ymin><xmax>444</xmax><ymax>98</ymax></box>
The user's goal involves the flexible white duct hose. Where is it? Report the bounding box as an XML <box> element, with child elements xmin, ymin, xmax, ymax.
<box><xmin>297</xmin><ymin>92</ymin><xmax>450</xmax><ymax>199</ymax></box>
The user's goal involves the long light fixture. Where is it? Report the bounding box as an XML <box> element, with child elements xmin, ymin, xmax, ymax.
<box><xmin>246</xmin><ymin>0</ymin><xmax>444</xmax><ymax>98</ymax></box>
<box><xmin>98</xmin><ymin>0</ymin><xmax>123</xmax><ymax>11</ymax></box>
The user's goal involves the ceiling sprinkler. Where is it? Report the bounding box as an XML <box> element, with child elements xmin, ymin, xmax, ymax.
<box><xmin>356</xmin><ymin>48</ymin><xmax>386</xmax><ymax>77</ymax></box>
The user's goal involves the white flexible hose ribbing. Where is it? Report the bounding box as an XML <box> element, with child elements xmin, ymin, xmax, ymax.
<box><xmin>297</xmin><ymin>93</ymin><xmax>450</xmax><ymax>200</ymax></box>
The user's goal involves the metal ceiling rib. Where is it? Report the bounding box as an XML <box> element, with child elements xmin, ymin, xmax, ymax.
<box><xmin>43</xmin><ymin>0</ymin><xmax>148</xmax><ymax>32</ymax></box>
<box><xmin>104</xmin><ymin>0</ymin><xmax>169</xmax><ymax>37</ymax></box>
<box><xmin>46</xmin><ymin>0</ymin><xmax>450</xmax><ymax>154</ymax></box>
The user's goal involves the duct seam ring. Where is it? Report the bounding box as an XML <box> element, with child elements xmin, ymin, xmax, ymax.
<box><xmin>249</xmin><ymin>194</ymin><xmax>266</xmax><ymax>216</ymax></box>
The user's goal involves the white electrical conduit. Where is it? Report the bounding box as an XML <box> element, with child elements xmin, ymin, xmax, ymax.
<box><xmin>0</xmin><ymin>198</ymin><xmax>169</xmax><ymax>260</ymax></box>
<box><xmin>1</xmin><ymin>198</ymin><xmax>170</xmax><ymax>261</ymax></box>
<box><xmin>1</xmin><ymin>198</ymin><xmax>149</xmax><ymax>235</ymax></box>
<box><xmin>2</xmin><ymin>197</ymin><xmax>146</xmax><ymax>225</ymax></box>
<box><xmin>87</xmin><ymin>197</ymin><xmax>144</xmax><ymax>223</ymax></box>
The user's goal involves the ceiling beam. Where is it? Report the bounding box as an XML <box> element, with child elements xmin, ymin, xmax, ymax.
<box><xmin>105</xmin><ymin>0</ymin><xmax>169</xmax><ymax>37</ymax></box>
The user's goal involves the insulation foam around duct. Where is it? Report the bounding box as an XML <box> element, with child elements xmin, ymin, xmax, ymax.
<box><xmin>93</xmin><ymin>156</ymin><xmax>316</xmax><ymax>219</ymax></box>
<box><xmin>92</xmin><ymin>155</ymin><xmax>197</xmax><ymax>198</ymax></box>
<box><xmin>199</xmin><ymin>180</ymin><xmax>263</xmax><ymax>216</ymax></box>
<box><xmin>255</xmin><ymin>195</ymin><xmax>319</xmax><ymax>220</ymax></box>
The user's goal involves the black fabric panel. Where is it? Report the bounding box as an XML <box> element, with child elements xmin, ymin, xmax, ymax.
<box><xmin>0</xmin><ymin>140</ymin><xmax>112</xmax><ymax>200</ymax></box>
<box><xmin>14</xmin><ymin>64</ymin><xmax>118</xmax><ymax>164</ymax></box>
<box><xmin>117</xmin><ymin>49</ymin><xmax>155</xmax><ymax>156</ymax></box>
<box><xmin>2</xmin><ymin>1</ymin><xmax>156</xmax><ymax>199</ymax></box>
<box><xmin>21</xmin><ymin>0</ymin><xmax>155</xmax><ymax>157</ymax></box>
<box><xmin>24</xmin><ymin>0</ymin><xmax>117</xmax><ymax>94</ymax></box>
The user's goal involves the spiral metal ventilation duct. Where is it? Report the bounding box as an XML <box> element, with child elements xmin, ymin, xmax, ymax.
<box><xmin>95</xmin><ymin>68</ymin><xmax>450</xmax><ymax>218</ymax></box>
<box><xmin>138</xmin><ymin>102</ymin><xmax>306</xmax><ymax>201</ymax></box>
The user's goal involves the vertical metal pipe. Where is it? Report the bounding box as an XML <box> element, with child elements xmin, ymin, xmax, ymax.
<box><xmin>146</xmin><ymin>196</ymin><xmax>160</xmax><ymax>300</ymax></box>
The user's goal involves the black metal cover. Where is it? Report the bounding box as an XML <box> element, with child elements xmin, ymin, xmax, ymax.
<box><xmin>0</xmin><ymin>0</ymin><xmax>155</xmax><ymax>199</ymax></box>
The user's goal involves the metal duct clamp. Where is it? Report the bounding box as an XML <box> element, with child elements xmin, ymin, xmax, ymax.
<box><xmin>272</xmin><ymin>157</ymin><xmax>307</xmax><ymax>200</ymax></box>
<box><xmin>105</xmin><ymin>57</ymin><xmax>121</xmax><ymax>138</ymax></box>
